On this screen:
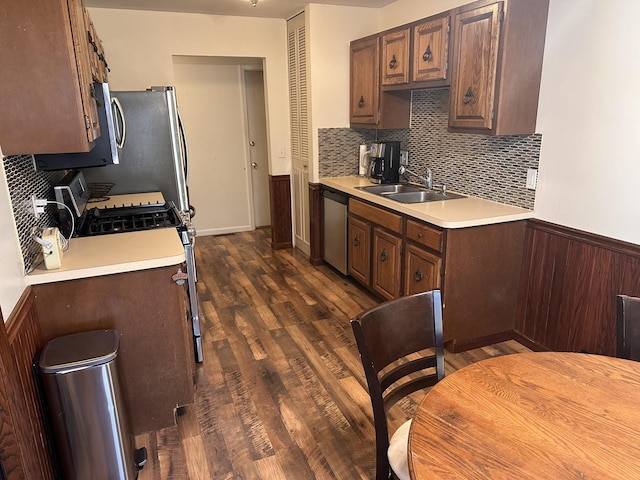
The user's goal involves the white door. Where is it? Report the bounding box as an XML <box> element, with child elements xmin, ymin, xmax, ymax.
<box><xmin>244</xmin><ymin>69</ymin><xmax>271</xmax><ymax>227</ymax></box>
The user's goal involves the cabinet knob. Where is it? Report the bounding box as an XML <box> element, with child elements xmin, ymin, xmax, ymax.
<box><xmin>354</xmin><ymin>236</ymin><xmax>360</xmax><ymax>247</ymax></box>
<box><xmin>422</xmin><ymin>45</ymin><xmax>432</xmax><ymax>62</ymax></box>
<box><xmin>417</xmin><ymin>232</ymin><xmax>423</xmax><ymax>238</ymax></box>
<box><xmin>380</xmin><ymin>249</ymin><xmax>388</xmax><ymax>262</ymax></box>
<box><xmin>462</xmin><ymin>87</ymin><xmax>474</xmax><ymax>105</ymax></box>
<box><xmin>389</xmin><ymin>54</ymin><xmax>397</xmax><ymax>70</ymax></box>
<box><xmin>414</xmin><ymin>267</ymin><xmax>424</xmax><ymax>282</ymax></box>
<box><xmin>358</xmin><ymin>96</ymin><xmax>365</xmax><ymax>108</ymax></box>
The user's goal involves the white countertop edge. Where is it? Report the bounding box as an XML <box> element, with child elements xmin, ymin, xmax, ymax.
<box><xmin>320</xmin><ymin>176</ymin><xmax>533</xmax><ymax>229</ymax></box>
<box><xmin>26</xmin><ymin>228</ymin><xmax>186</xmax><ymax>285</ymax></box>
<box><xmin>26</xmin><ymin>253</ymin><xmax>186</xmax><ymax>285</ymax></box>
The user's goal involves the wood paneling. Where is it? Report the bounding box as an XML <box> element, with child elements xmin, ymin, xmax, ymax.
<box><xmin>1</xmin><ymin>288</ymin><xmax>56</xmax><ymax>480</ymax></box>
<box><xmin>308</xmin><ymin>183</ymin><xmax>323</xmax><ymax>266</ymax></box>
<box><xmin>516</xmin><ymin>220</ymin><xmax>640</xmax><ymax>355</ymax></box>
<box><xmin>269</xmin><ymin>175</ymin><xmax>293</xmax><ymax>250</ymax></box>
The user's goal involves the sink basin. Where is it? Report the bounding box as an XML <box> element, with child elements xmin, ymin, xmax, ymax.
<box><xmin>357</xmin><ymin>183</ymin><xmax>466</xmax><ymax>203</ymax></box>
<box><xmin>386</xmin><ymin>191</ymin><xmax>466</xmax><ymax>204</ymax></box>
<box><xmin>357</xmin><ymin>184</ymin><xmax>425</xmax><ymax>195</ymax></box>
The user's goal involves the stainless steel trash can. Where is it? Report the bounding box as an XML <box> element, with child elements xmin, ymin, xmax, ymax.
<box><xmin>39</xmin><ymin>329</ymin><xmax>138</xmax><ymax>480</ymax></box>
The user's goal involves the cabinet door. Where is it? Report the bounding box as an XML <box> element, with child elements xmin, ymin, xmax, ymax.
<box><xmin>372</xmin><ymin>227</ymin><xmax>402</xmax><ymax>300</ymax></box>
<box><xmin>412</xmin><ymin>16</ymin><xmax>450</xmax><ymax>83</ymax></box>
<box><xmin>404</xmin><ymin>243</ymin><xmax>442</xmax><ymax>296</ymax></box>
<box><xmin>350</xmin><ymin>36</ymin><xmax>379</xmax><ymax>125</ymax></box>
<box><xmin>382</xmin><ymin>29</ymin><xmax>410</xmax><ymax>86</ymax></box>
<box><xmin>449</xmin><ymin>2</ymin><xmax>502</xmax><ymax>131</ymax></box>
<box><xmin>348</xmin><ymin>216</ymin><xmax>371</xmax><ymax>285</ymax></box>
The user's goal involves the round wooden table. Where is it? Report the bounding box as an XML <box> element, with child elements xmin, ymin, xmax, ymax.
<box><xmin>408</xmin><ymin>352</ymin><xmax>640</xmax><ymax>479</ymax></box>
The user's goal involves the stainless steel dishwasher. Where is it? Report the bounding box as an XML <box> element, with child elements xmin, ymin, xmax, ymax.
<box><xmin>322</xmin><ymin>187</ymin><xmax>348</xmax><ymax>275</ymax></box>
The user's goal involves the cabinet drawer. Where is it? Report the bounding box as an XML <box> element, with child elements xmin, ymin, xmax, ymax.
<box><xmin>406</xmin><ymin>220</ymin><xmax>443</xmax><ymax>252</ymax></box>
<box><xmin>350</xmin><ymin>198</ymin><xmax>402</xmax><ymax>234</ymax></box>
<box><xmin>404</xmin><ymin>244</ymin><xmax>441</xmax><ymax>296</ymax></box>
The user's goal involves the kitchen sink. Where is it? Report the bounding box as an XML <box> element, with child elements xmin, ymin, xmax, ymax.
<box><xmin>357</xmin><ymin>184</ymin><xmax>425</xmax><ymax>195</ymax></box>
<box><xmin>357</xmin><ymin>183</ymin><xmax>465</xmax><ymax>203</ymax></box>
<box><xmin>386</xmin><ymin>191</ymin><xmax>466</xmax><ymax>204</ymax></box>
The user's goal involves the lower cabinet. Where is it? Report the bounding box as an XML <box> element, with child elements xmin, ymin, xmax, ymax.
<box><xmin>345</xmin><ymin>197</ymin><xmax>525</xmax><ymax>351</ymax></box>
<box><xmin>372</xmin><ymin>227</ymin><xmax>402</xmax><ymax>300</ymax></box>
<box><xmin>404</xmin><ymin>243</ymin><xmax>441</xmax><ymax>295</ymax></box>
<box><xmin>32</xmin><ymin>264</ymin><xmax>195</xmax><ymax>435</ymax></box>
<box><xmin>348</xmin><ymin>216</ymin><xmax>371</xmax><ymax>285</ymax></box>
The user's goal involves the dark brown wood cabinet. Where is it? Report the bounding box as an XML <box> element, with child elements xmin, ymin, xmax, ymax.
<box><xmin>412</xmin><ymin>15</ymin><xmax>451</xmax><ymax>84</ymax></box>
<box><xmin>343</xmin><ymin>196</ymin><xmax>525</xmax><ymax>351</ymax></box>
<box><xmin>381</xmin><ymin>29</ymin><xmax>410</xmax><ymax>86</ymax></box>
<box><xmin>350</xmin><ymin>36</ymin><xmax>411</xmax><ymax>129</ymax></box>
<box><xmin>372</xmin><ymin>227</ymin><xmax>403</xmax><ymax>300</ymax></box>
<box><xmin>33</xmin><ymin>265</ymin><xmax>195</xmax><ymax>435</ymax></box>
<box><xmin>0</xmin><ymin>0</ymin><xmax>108</xmax><ymax>155</ymax></box>
<box><xmin>348</xmin><ymin>216</ymin><xmax>372</xmax><ymax>285</ymax></box>
<box><xmin>448</xmin><ymin>0</ymin><xmax>550</xmax><ymax>135</ymax></box>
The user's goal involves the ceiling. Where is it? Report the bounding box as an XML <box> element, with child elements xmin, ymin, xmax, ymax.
<box><xmin>84</xmin><ymin>0</ymin><xmax>396</xmax><ymax>20</ymax></box>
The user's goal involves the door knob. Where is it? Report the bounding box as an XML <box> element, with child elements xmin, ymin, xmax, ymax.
<box><xmin>249</xmin><ymin>141</ymin><xmax>255</xmax><ymax>146</ymax></box>
<box><xmin>251</xmin><ymin>162</ymin><xmax>258</xmax><ymax>169</ymax></box>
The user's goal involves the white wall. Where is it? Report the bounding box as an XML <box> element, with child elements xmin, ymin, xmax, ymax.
<box><xmin>88</xmin><ymin>8</ymin><xmax>291</xmax><ymax>176</ymax></box>
<box><xmin>172</xmin><ymin>57</ymin><xmax>253</xmax><ymax>235</ymax></box>
<box><xmin>535</xmin><ymin>0</ymin><xmax>640</xmax><ymax>244</ymax></box>
<box><xmin>306</xmin><ymin>4</ymin><xmax>379</xmax><ymax>182</ymax></box>
<box><xmin>0</xmin><ymin>151</ymin><xmax>27</xmax><ymax>319</ymax></box>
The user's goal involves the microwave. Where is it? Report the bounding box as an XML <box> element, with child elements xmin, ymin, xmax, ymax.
<box><xmin>33</xmin><ymin>83</ymin><xmax>125</xmax><ymax>171</ymax></box>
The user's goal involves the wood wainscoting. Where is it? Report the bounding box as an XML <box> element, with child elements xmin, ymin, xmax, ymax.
<box><xmin>0</xmin><ymin>288</ymin><xmax>55</xmax><ymax>480</ymax></box>
<box><xmin>516</xmin><ymin>220</ymin><xmax>640</xmax><ymax>355</ymax></box>
<box><xmin>269</xmin><ymin>175</ymin><xmax>293</xmax><ymax>249</ymax></box>
<box><xmin>309</xmin><ymin>182</ymin><xmax>323</xmax><ymax>266</ymax></box>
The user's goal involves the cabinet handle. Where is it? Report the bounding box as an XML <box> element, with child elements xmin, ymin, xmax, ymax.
<box><xmin>389</xmin><ymin>54</ymin><xmax>397</xmax><ymax>70</ymax></box>
<box><xmin>380</xmin><ymin>249</ymin><xmax>388</xmax><ymax>262</ymax></box>
<box><xmin>462</xmin><ymin>87</ymin><xmax>474</xmax><ymax>105</ymax></box>
<box><xmin>358</xmin><ymin>96</ymin><xmax>365</xmax><ymax>108</ymax></box>
<box><xmin>414</xmin><ymin>267</ymin><xmax>424</xmax><ymax>282</ymax></box>
<box><xmin>417</xmin><ymin>232</ymin><xmax>423</xmax><ymax>238</ymax></box>
<box><xmin>354</xmin><ymin>236</ymin><xmax>360</xmax><ymax>247</ymax></box>
<box><xmin>422</xmin><ymin>45</ymin><xmax>432</xmax><ymax>62</ymax></box>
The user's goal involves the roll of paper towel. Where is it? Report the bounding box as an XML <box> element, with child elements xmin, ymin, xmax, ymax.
<box><xmin>358</xmin><ymin>144</ymin><xmax>369</xmax><ymax>176</ymax></box>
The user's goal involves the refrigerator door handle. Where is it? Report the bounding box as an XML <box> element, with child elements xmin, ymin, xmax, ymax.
<box><xmin>112</xmin><ymin>95</ymin><xmax>126</xmax><ymax>149</ymax></box>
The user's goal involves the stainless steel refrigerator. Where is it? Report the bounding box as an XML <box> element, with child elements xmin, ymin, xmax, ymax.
<box><xmin>82</xmin><ymin>86</ymin><xmax>203</xmax><ymax>362</ymax></box>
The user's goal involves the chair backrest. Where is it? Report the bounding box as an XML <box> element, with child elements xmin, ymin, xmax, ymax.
<box><xmin>616</xmin><ymin>294</ymin><xmax>640</xmax><ymax>361</ymax></box>
<box><xmin>351</xmin><ymin>290</ymin><xmax>444</xmax><ymax>480</ymax></box>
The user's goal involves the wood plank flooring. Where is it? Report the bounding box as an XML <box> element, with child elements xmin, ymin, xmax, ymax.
<box><xmin>135</xmin><ymin>228</ymin><xmax>530</xmax><ymax>479</ymax></box>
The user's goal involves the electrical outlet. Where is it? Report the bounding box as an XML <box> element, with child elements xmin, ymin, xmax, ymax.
<box><xmin>29</xmin><ymin>195</ymin><xmax>47</xmax><ymax>219</ymax></box>
<box><xmin>400</xmin><ymin>150</ymin><xmax>409</xmax><ymax>166</ymax></box>
<box><xmin>526</xmin><ymin>169</ymin><xmax>538</xmax><ymax>190</ymax></box>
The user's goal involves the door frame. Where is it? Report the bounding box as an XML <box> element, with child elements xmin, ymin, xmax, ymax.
<box><xmin>240</xmin><ymin>63</ymin><xmax>271</xmax><ymax>230</ymax></box>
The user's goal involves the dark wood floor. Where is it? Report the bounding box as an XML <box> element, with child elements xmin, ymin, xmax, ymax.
<box><xmin>134</xmin><ymin>228</ymin><xmax>530</xmax><ymax>479</ymax></box>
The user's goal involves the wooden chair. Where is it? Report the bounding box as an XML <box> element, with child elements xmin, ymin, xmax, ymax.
<box><xmin>351</xmin><ymin>290</ymin><xmax>444</xmax><ymax>480</ymax></box>
<box><xmin>616</xmin><ymin>294</ymin><xmax>640</xmax><ymax>361</ymax></box>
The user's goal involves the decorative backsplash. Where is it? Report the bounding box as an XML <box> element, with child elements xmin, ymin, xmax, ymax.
<box><xmin>2</xmin><ymin>155</ymin><xmax>65</xmax><ymax>273</ymax></box>
<box><xmin>318</xmin><ymin>88</ymin><xmax>541</xmax><ymax>209</ymax></box>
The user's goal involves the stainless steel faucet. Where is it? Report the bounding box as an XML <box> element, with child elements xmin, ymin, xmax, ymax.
<box><xmin>399</xmin><ymin>165</ymin><xmax>432</xmax><ymax>189</ymax></box>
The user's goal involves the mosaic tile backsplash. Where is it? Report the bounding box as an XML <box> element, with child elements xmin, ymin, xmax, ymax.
<box><xmin>3</xmin><ymin>155</ymin><xmax>66</xmax><ymax>273</ymax></box>
<box><xmin>319</xmin><ymin>88</ymin><xmax>541</xmax><ymax>209</ymax></box>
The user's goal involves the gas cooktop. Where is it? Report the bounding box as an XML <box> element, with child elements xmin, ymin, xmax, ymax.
<box><xmin>78</xmin><ymin>202</ymin><xmax>182</xmax><ymax>236</ymax></box>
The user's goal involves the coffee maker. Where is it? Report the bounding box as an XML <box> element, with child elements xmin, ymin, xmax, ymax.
<box><xmin>366</xmin><ymin>141</ymin><xmax>401</xmax><ymax>184</ymax></box>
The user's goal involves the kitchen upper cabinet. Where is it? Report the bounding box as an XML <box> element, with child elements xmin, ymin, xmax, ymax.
<box><xmin>412</xmin><ymin>15</ymin><xmax>451</xmax><ymax>85</ymax></box>
<box><xmin>448</xmin><ymin>0</ymin><xmax>550</xmax><ymax>135</ymax></box>
<box><xmin>0</xmin><ymin>0</ymin><xmax>107</xmax><ymax>155</ymax></box>
<box><xmin>381</xmin><ymin>29</ymin><xmax>410</xmax><ymax>86</ymax></box>
<box><xmin>350</xmin><ymin>36</ymin><xmax>411</xmax><ymax>129</ymax></box>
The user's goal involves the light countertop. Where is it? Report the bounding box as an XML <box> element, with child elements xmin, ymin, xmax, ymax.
<box><xmin>320</xmin><ymin>176</ymin><xmax>533</xmax><ymax>229</ymax></box>
<box><xmin>27</xmin><ymin>193</ymin><xmax>185</xmax><ymax>285</ymax></box>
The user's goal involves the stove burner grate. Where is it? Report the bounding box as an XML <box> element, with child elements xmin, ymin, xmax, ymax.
<box><xmin>79</xmin><ymin>203</ymin><xmax>182</xmax><ymax>236</ymax></box>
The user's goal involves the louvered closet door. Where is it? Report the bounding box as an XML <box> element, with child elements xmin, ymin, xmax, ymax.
<box><xmin>288</xmin><ymin>13</ymin><xmax>310</xmax><ymax>255</ymax></box>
